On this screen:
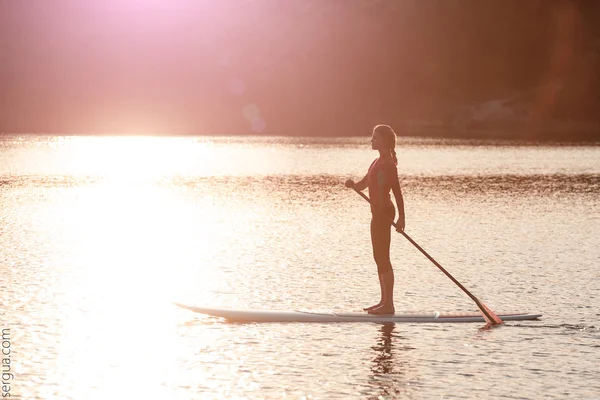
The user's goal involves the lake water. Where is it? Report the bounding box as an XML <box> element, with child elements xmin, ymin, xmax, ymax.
<box><xmin>1</xmin><ymin>135</ymin><xmax>599</xmax><ymax>399</ymax></box>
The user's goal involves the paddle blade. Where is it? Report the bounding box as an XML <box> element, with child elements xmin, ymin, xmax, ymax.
<box><xmin>481</xmin><ymin>303</ymin><xmax>504</xmax><ymax>326</ymax></box>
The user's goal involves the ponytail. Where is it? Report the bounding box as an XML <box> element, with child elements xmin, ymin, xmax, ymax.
<box><xmin>374</xmin><ymin>124</ymin><xmax>398</xmax><ymax>165</ymax></box>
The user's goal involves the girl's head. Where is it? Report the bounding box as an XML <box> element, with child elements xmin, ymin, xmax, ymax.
<box><xmin>371</xmin><ymin>124</ymin><xmax>398</xmax><ymax>164</ymax></box>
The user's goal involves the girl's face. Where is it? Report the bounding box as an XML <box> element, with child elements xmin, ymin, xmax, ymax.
<box><xmin>371</xmin><ymin>131</ymin><xmax>384</xmax><ymax>150</ymax></box>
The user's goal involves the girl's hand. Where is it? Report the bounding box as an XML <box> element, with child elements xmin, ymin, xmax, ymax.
<box><xmin>345</xmin><ymin>179</ymin><xmax>355</xmax><ymax>189</ymax></box>
<box><xmin>396</xmin><ymin>216</ymin><xmax>405</xmax><ymax>232</ymax></box>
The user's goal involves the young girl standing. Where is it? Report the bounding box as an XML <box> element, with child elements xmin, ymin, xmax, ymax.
<box><xmin>345</xmin><ymin>125</ymin><xmax>405</xmax><ymax>314</ymax></box>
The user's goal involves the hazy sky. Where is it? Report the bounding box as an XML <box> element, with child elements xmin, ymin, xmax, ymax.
<box><xmin>1</xmin><ymin>0</ymin><xmax>598</xmax><ymax>136</ymax></box>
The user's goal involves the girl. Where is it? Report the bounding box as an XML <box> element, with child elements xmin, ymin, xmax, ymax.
<box><xmin>345</xmin><ymin>124</ymin><xmax>405</xmax><ymax>314</ymax></box>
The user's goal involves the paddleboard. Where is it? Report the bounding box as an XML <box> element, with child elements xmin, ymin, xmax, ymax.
<box><xmin>174</xmin><ymin>303</ymin><xmax>542</xmax><ymax>323</ymax></box>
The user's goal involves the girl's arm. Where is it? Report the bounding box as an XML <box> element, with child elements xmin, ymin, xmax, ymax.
<box><xmin>392</xmin><ymin>183</ymin><xmax>405</xmax><ymax>231</ymax></box>
<box><xmin>388</xmin><ymin>165</ymin><xmax>405</xmax><ymax>231</ymax></box>
<box><xmin>353</xmin><ymin>172</ymin><xmax>369</xmax><ymax>191</ymax></box>
<box><xmin>345</xmin><ymin>160</ymin><xmax>377</xmax><ymax>191</ymax></box>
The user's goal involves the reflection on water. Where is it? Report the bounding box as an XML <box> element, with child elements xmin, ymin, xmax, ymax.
<box><xmin>368</xmin><ymin>324</ymin><xmax>405</xmax><ymax>399</ymax></box>
<box><xmin>1</xmin><ymin>173</ymin><xmax>599</xmax><ymax>197</ymax></box>
<box><xmin>2</xmin><ymin>135</ymin><xmax>600</xmax><ymax>399</ymax></box>
<box><xmin>2</xmin><ymin>135</ymin><xmax>600</xmax><ymax>179</ymax></box>
<box><xmin>411</xmin><ymin>174</ymin><xmax>600</xmax><ymax>196</ymax></box>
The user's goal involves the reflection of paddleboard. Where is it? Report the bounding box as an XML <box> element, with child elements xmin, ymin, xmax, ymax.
<box><xmin>174</xmin><ymin>303</ymin><xmax>542</xmax><ymax>323</ymax></box>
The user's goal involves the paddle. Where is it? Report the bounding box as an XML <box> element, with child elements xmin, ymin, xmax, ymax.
<box><xmin>352</xmin><ymin>188</ymin><xmax>504</xmax><ymax>326</ymax></box>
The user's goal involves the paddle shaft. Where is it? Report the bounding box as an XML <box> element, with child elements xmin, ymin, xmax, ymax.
<box><xmin>353</xmin><ymin>188</ymin><xmax>497</xmax><ymax>323</ymax></box>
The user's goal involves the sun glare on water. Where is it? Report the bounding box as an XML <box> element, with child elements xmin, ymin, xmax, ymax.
<box><xmin>41</xmin><ymin>136</ymin><xmax>229</xmax><ymax>398</ymax></box>
<box><xmin>55</xmin><ymin>136</ymin><xmax>225</xmax><ymax>297</ymax></box>
<box><xmin>62</xmin><ymin>136</ymin><xmax>211</xmax><ymax>181</ymax></box>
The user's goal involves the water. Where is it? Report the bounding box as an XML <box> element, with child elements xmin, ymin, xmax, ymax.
<box><xmin>1</xmin><ymin>135</ymin><xmax>599</xmax><ymax>399</ymax></box>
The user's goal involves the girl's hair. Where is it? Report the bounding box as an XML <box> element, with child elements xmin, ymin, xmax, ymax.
<box><xmin>374</xmin><ymin>124</ymin><xmax>398</xmax><ymax>165</ymax></box>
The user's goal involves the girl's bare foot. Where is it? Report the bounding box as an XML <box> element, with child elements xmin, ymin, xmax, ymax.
<box><xmin>367</xmin><ymin>304</ymin><xmax>395</xmax><ymax>315</ymax></box>
<box><xmin>363</xmin><ymin>303</ymin><xmax>382</xmax><ymax>311</ymax></box>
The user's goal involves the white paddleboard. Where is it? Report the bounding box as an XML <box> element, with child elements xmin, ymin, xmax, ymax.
<box><xmin>174</xmin><ymin>303</ymin><xmax>542</xmax><ymax>323</ymax></box>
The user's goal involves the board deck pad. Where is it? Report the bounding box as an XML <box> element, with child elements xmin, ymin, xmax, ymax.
<box><xmin>174</xmin><ymin>303</ymin><xmax>542</xmax><ymax>323</ymax></box>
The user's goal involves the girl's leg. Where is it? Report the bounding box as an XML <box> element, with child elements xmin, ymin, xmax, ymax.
<box><xmin>363</xmin><ymin>275</ymin><xmax>384</xmax><ymax>311</ymax></box>
<box><xmin>373</xmin><ymin>270</ymin><xmax>394</xmax><ymax>314</ymax></box>
<box><xmin>368</xmin><ymin>209</ymin><xmax>395</xmax><ymax>314</ymax></box>
<box><xmin>364</xmin><ymin>218</ymin><xmax>384</xmax><ymax>311</ymax></box>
